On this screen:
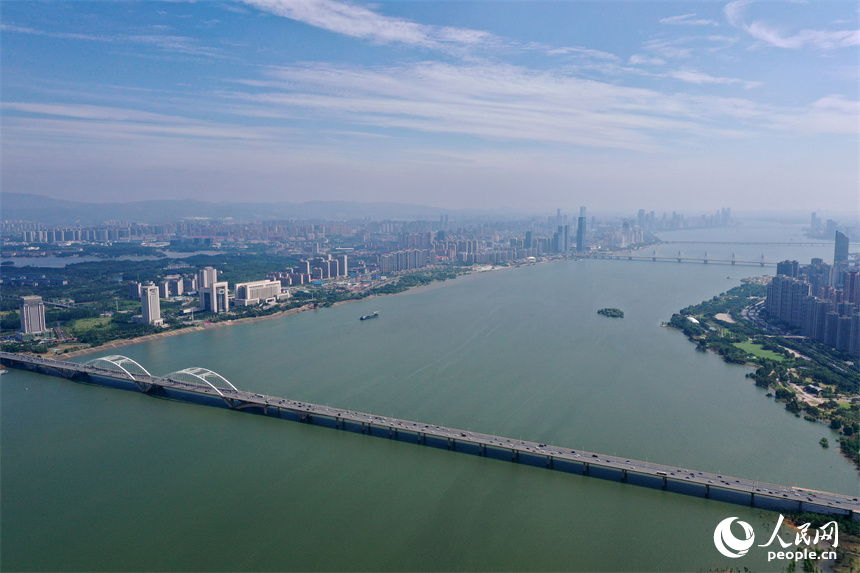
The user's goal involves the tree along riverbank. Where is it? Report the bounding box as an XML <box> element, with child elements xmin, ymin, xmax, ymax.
<box><xmin>4</xmin><ymin>267</ymin><xmax>463</xmax><ymax>358</ymax></box>
<box><xmin>667</xmin><ymin>281</ymin><xmax>860</xmax><ymax>469</ymax></box>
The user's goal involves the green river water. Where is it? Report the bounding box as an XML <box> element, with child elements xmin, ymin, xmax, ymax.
<box><xmin>2</xmin><ymin>222</ymin><xmax>857</xmax><ymax>571</ymax></box>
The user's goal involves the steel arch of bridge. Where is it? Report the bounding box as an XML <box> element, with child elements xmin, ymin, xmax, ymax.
<box><xmin>165</xmin><ymin>367</ymin><xmax>238</xmax><ymax>397</ymax></box>
<box><xmin>85</xmin><ymin>355</ymin><xmax>151</xmax><ymax>380</ymax></box>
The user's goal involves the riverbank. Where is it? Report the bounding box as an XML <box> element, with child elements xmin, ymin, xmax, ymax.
<box><xmin>59</xmin><ymin>268</ymin><xmax>464</xmax><ymax>359</ymax></box>
<box><xmin>62</xmin><ymin>303</ymin><xmax>316</xmax><ymax>358</ymax></box>
<box><xmin>667</xmin><ymin>283</ymin><xmax>860</xmax><ymax>470</ymax></box>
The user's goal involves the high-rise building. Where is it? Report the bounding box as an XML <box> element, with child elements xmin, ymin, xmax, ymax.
<box><xmin>19</xmin><ymin>295</ymin><xmax>46</xmax><ymax>334</ymax></box>
<box><xmin>834</xmin><ymin>230</ymin><xmax>849</xmax><ymax>267</ymax></box>
<box><xmin>198</xmin><ymin>266</ymin><xmax>217</xmax><ymax>290</ymax></box>
<box><xmin>207</xmin><ymin>282</ymin><xmax>229</xmax><ymax>313</ymax></box>
<box><xmin>140</xmin><ymin>283</ymin><xmax>163</xmax><ymax>326</ymax></box>
<box><xmin>337</xmin><ymin>254</ymin><xmax>348</xmax><ymax>277</ymax></box>
<box><xmin>198</xmin><ymin>267</ymin><xmax>229</xmax><ymax>313</ymax></box>
<box><xmin>576</xmin><ymin>206</ymin><xmax>586</xmax><ymax>251</ymax></box>
<box><xmin>776</xmin><ymin>260</ymin><xmax>799</xmax><ymax>278</ymax></box>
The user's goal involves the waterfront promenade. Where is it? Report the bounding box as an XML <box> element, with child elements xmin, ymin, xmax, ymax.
<box><xmin>3</xmin><ymin>350</ymin><xmax>858</xmax><ymax>521</ymax></box>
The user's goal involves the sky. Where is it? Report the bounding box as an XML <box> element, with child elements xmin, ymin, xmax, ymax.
<box><xmin>1</xmin><ymin>0</ymin><xmax>858</xmax><ymax>214</ymax></box>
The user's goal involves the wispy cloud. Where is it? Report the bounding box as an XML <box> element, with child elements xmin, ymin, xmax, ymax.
<box><xmin>2</xmin><ymin>102</ymin><xmax>278</xmax><ymax>141</ymax></box>
<box><xmin>240</xmin><ymin>0</ymin><xmax>498</xmax><ymax>53</ymax></box>
<box><xmin>660</xmin><ymin>14</ymin><xmax>719</xmax><ymax>27</ymax></box>
<box><xmin>725</xmin><ymin>0</ymin><xmax>859</xmax><ymax>49</ymax></box>
<box><xmin>215</xmin><ymin>61</ymin><xmax>853</xmax><ymax>152</ymax></box>
<box><xmin>667</xmin><ymin>69</ymin><xmax>761</xmax><ymax>89</ymax></box>
<box><xmin>629</xmin><ymin>54</ymin><xmax>666</xmax><ymax>66</ymax></box>
<box><xmin>641</xmin><ymin>37</ymin><xmax>695</xmax><ymax>59</ymax></box>
<box><xmin>769</xmin><ymin>95</ymin><xmax>860</xmax><ymax>135</ymax></box>
<box><xmin>0</xmin><ymin>22</ymin><xmax>224</xmax><ymax>58</ymax></box>
<box><xmin>546</xmin><ymin>46</ymin><xmax>620</xmax><ymax>61</ymax></box>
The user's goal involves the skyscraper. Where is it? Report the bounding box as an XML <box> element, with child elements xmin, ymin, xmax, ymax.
<box><xmin>19</xmin><ymin>295</ymin><xmax>46</xmax><ymax>334</ymax></box>
<box><xmin>776</xmin><ymin>260</ymin><xmax>799</xmax><ymax>278</ymax></box>
<box><xmin>834</xmin><ymin>230</ymin><xmax>849</xmax><ymax>267</ymax></box>
<box><xmin>140</xmin><ymin>283</ymin><xmax>163</xmax><ymax>326</ymax></box>
<box><xmin>576</xmin><ymin>206</ymin><xmax>586</xmax><ymax>252</ymax></box>
<box><xmin>199</xmin><ymin>266</ymin><xmax>217</xmax><ymax>290</ymax></box>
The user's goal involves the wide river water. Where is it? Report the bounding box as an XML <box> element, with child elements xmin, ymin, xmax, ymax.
<box><xmin>2</xmin><ymin>221</ymin><xmax>856</xmax><ymax>571</ymax></box>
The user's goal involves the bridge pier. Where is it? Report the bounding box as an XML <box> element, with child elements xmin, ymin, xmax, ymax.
<box><xmin>2</xmin><ymin>351</ymin><xmax>856</xmax><ymax>520</ymax></box>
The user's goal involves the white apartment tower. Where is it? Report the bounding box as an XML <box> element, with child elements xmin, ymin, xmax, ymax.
<box><xmin>19</xmin><ymin>296</ymin><xmax>46</xmax><ymax>334</ymax></box>
<box><xmin>140</xmin><ymin>283</ymin><xmax>164</xmax><ymax>326</ymax></box>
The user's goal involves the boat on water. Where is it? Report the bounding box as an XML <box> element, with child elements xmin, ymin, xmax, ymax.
<box><xmin>360</xmin><ymin>312</ymin><xmax>379</xmax><ymax>321</ymax></box>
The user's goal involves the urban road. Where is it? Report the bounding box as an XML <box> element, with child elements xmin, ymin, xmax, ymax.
<box><xmin>2</xmin><ymin>351</ymin><xmax>858</xmax><ymax>521</ymax></box>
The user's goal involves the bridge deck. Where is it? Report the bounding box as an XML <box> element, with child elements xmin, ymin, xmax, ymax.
<box><xmin>3</xmin><ymin>351</ymin><xmax>857</xmax><ymax>518</ymax></box>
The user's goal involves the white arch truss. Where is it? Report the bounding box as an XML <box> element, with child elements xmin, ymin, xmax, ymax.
<box><xmin>85</xmin><ymin>355</ymin><xmax>151</xmax><ymax>380</ymax></box>
<box><xmin>165</xmin><ymin>367</ymin><xmax>239</xmax><ymax>398</ymax></box>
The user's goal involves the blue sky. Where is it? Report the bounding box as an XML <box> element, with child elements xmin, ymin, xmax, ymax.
<box><xmin>1</xmin><ymin>1</ymin><xmax>857</xmax><ymax>214</ymax></box>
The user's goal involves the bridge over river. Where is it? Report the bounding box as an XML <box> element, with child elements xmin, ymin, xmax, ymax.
<box><xmin>3</xmin><ymin>351</ymin><xmax>857</xmax><ymax>521</ymax></box>
<box><xmin>582</xmin><ymin>252</ymin><xmax>777</xmax><ymax>266</ymax></box>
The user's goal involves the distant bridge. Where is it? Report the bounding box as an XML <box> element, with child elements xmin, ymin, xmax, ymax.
<box><xmin>584</xmin><ymin>252</ymin><xmax>776</xmax><ymax>267</ymax></box>
<box><xmin>660</xmin><ymin>241</ymin><xmax>833</xmax><ymax>247</ymax></box>
<box><xmin>2</xmin><ymin>351</ymin><xmax>857</xmax><ymax>521</ymax></box>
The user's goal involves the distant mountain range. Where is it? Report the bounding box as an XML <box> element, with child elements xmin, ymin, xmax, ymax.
<box><xmin>0</xmin><ymin>193</ymin><xmax>522</xmax><ymax>225</ymax></box>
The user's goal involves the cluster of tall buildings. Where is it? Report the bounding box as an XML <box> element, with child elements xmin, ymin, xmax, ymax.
<box><xmin>128</xmin><ymin>265</ymin><xmax>292</xmax><ymax>323</ymax></box>
<box><xmin>765</xmin><ymin>233</ymin><xmax>858</xmax><ymax>358</ymax></box>
<box><xmin>379</xmin><ymin>249</ymin><xmax>434</xmax><ymax>274</ymax></box>
<box><xmin>635</xmin><ymin>207</ymin><xmax>732</xmax><ymax>231</ymax></box>
<box><xmin>267</xmin><ymin>254</ymin><xmax>350</xmax><ymax>285</ymax></box>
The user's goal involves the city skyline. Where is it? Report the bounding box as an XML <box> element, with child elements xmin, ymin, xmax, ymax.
<box><xmin>1</xmin><ymin>1</ymin><xmax>857</xmax><ymax>212</ymax></box>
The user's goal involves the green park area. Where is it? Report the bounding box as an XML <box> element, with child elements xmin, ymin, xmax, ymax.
<box><xmin>668</xmin><ymin>281</ymin><xmax>860</xmax><ymax>468</ymax></box>
<box><xmin>733</xmin><ymin>340</ymin><xmax>785</xmax><ymax>362</ymax></box>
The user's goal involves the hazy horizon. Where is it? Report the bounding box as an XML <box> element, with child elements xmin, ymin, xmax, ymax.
<box><xmin>2</xmin><ymin>1</ymin><xmax>858</xmax><ymax>213</ymax></box>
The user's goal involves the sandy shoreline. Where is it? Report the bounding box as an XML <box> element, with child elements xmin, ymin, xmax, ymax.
<box><xmin>59</xmin><ymin>271</ymin><xmax>460</xmax><ymax>359</ymax></box>
<box><xmin>61</xmin><ymin>303</ymin><xmax>317</xmax><ymax>358</ymax></box>
<box><xmin>56</xmin><ymin>261</ymin><xmax>556</xmax><ymax>359</ymax></box>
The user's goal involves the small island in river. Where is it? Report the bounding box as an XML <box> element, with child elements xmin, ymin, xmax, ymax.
<box><xmin>597</xmin><ymin>308</ymin><xmax>624</xmax><ymax>318</ymax></box>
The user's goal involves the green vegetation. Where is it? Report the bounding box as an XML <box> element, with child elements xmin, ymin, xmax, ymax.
<box><xmin>597</xmin><ymin>308</ymin><xmax>624</xmax><ymax>318</ymax></box>
<box><xmin>668</xmin><ymin>282</ymin><xmax>860</xmax><ymax>468</ymax></box>
<box><xmin>784</xmin><ymin>512</ymin><xmax>860</xmax><ymax>573</ymax></box>
<box><xmin>820</xmin><ymin>437</ymin><xmax>829</xmax><ymax>448</ymax></box>
<box><xmin>734</xmin><ymin>340</ymin><xmax>785</xmax><ymax>362</ymax></box>
<box><xmin>370</xmin><ymin>268</ymin><xmax>461</xmax><ymax>295</ymax></box>
<box><xmin>1</xmin><ymin>254</ymin><xmax>466</xmax><ymax>356</ymax></box>
<box><xmin>0</xmin><ymin>250</ymin><xmax>305</xmax><ymax>350</ymax></box>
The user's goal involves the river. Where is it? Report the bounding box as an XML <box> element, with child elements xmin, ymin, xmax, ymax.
<box><xmin>1</xmin><ymin>221</ymin><xmax>855</xmax><ymax>572</ymax></box>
